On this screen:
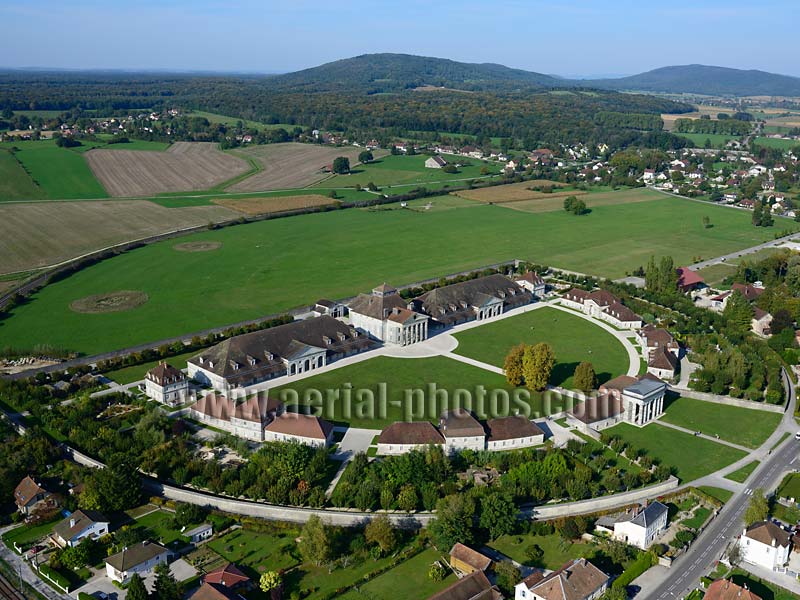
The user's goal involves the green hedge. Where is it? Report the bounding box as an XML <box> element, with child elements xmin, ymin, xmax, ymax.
<box><xmin>38</xmin><ymin>564</ymin><xmax>70</xmax><ymax>590</ymax></box>
<box><xmin>612</xmin><ymin>551</ymin><xmax>657</xmax><ymax>589</ymax></box>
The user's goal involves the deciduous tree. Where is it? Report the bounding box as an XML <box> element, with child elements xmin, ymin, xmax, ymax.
<box><xmin>522</xmin><ymin>343</ymin><xmax>555</xmax><ymax>392</ymax></box>
<box><xmin>504</xmin><ymin>343</ymin><xmax>526</xmax><ymax>386</ymax></box>
<box><xmin>573</xmin><ymin>362</ymin><xmax>597</xmax><ymax>393</ymax></box>
<box><xmin>365</xmin><ymin>514</ymin><xmax>396</xmax><ymax>555</ymax></box>
<box><xmin>298</xmin><ymin>515</ymin><xmax>331</xmax><ymax>565</ymax></box>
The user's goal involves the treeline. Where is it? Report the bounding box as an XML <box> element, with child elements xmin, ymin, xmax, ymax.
<box><xmin>674</xmin><ymin>117</ymin><xmax>752</xmax><ymax>136</ymax></box>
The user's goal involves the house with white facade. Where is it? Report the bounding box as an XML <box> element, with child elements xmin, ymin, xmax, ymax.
<box><xmin>105</xmin><ymin>541</ymin><xmax>169</xmax><ymax>584</ymax></box>
<box><xmin>738</xmin><ymin>521</ymin><xmax>791</xmax><ymax>571</ymax></box>
<box><xmin>52</xmin><ymin>510</ymin><xmax>109</xmax><ymax>548</ymax></box>
<box><xmin>596</xmin><ymin>502</ymin><xmax>668</xmax><ymax>549</ymax></box>
<box><xmin>514</xmin><ymin>558</ymin><xmax>609</xmax><ymax>600</ymax></box>
<box><xmin>312</xmin><ymin>299</ymin><xmax>347</xmax><ymax>318</ymax></box>
<box><xmin>348</xmin><ymin>284</ymin><xmax>430</xmax><ymax>346</ymax></box>
<box><xmin>752</xmin><ymin>307</ymin><xmax>773</xmax><ymax>337</ymax></box>
<box><xmin>561</xmin><ymin>289</ymin><xmax>642</xmax><ymax>330</ymax></box>
<box><xmin>187</xmin><ymin>316</ymin><xmax>375</xmax><ymax>393</ymax></box>
<box><xmin>263</xmin><ymin>413</ymin><xmax>335</xmax><ymax>448</ymax></box>
<box><xmin>184</xmin><ymin>524</ymin><xmax>213</xmax><ymax>544</ymax></box>
<box><xmin>377</xmin><ymin>422</ymin><xmax>444</xmax><ymax>455</ymax></box>
<box><xmin>515</xmin><ymin>271</ymin><xmax>546</xmax><ymax>298</ymax></box>
<box><xmin>439</xmin><ymin>409</ymin><xmax>486</xmax><ymax>453</ymax></box>
<box><xmin>485</xmin><ymin>416</ymin><xmax>545</xmax><ymax>451</ymax></box>
<box><xmin>189</xmin><ymin>394</ymin><xmax>284</xmax><ymax>442</ymax></box>
<box><xmin>144</xmin><ymin>362</ymin><xmax>189</xmax><ymax>406</ymax></box>
<box><xmin>425</xmin><ymin>155</ymin><xmax>448</xmax><ymax>169</ymax></box>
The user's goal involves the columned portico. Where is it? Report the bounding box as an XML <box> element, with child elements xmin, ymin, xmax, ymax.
<box><xmin>622</xmin><ymin>377</ymin><xmax>667</xmax><ymax>427</ymax></box>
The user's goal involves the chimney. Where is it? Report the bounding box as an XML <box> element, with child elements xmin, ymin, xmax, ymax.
<box><xmin>70</xmin><ymin>518</ymin><xmax>76</xmax><ymax>527</ymax></box>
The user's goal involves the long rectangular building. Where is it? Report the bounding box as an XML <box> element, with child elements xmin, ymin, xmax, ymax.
<box><xmin>187</xmin><ymin>316</ymin><xmax>376</xmax><ymax>393</ymax></box>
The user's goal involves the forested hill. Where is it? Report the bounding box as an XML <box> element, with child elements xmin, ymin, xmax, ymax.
<box><xmin>264</xmin><ymin>53</ymin><xmax>563</xmax><ymax>93</ymax></box>
<box><xmin>588</xmin><ymin>64</ymin><xmax>800</xmax><ymax>97</ymax></box>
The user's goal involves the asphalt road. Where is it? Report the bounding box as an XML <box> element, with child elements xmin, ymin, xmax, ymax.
<box><xmin>645</xmin><ymin>370</ymin><xmax>798</xmax><ymax>600</ymax></box>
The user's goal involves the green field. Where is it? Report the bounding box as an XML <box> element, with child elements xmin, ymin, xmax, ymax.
<box><xmin>0</xmin><ymin>149</ymin><xmax>46</xmax><ymax>200</ymax></box>
<box><xmin>103</xmin><ymin>349</ymin><xmax>198</xmax><ymax>384</ymax></box>
<box><xmin>660</xmin><ymin>396</ymin><xmax>781</xmax><ymax>449</ymax></box>
<box><xmin>311</xmin><ymin>153</ymin><xmax>500</xmax><ymax>189</ymax></box>
<box><xmin>698</xmin><ymin>486</ymin><xmax>733</xmax><ymax>504</ymax></box>
<box><xmin>608</xmin><ymin>422</ymin><xmax>747</xmax><ymax>482</ymax></box>
<box><xmin>681</xmin><ymin>506</ymin><xmax>712</xmax><ymax>529</ymax></box>
<box><xmin>2</xmin><ymin>192</ymin><xmax>797</xmax><ymax>355</ymax></box>
<box><xmin>777</xmin><ymin>473</ymin><xmax>800</xmax><ymax>500</ymax></box>
<box><xmin>725</xmin><ymin>461</ymin><xmax>760</xmax><ymax>484</ymax></box>
<box><xmin>189</xmin><ymin>110</ymin><xmax>301</xmax><ymax>131</ymax></box>
<box><xmin>753</xmin><ymin>137</ymin><xmax>800</xmax><ymax>150</ymax></box>
<box><xmin>677</xmin><ymin>133</ymin><xmax>740</xmax><ymax>149</ymax></box>
<box><xmin>273</xmin><ymin>355</ymin><xmax>560</xmax><ymax>428</ymax></box>
<box><xmin>452</xmin><ymin>307</ymin><xmax>630</xmax><ymax>388</ymax></box>
<box><xmin>488</xmin><ymin>532</ymin><xmax>594</xmax><ymax>571</ymax></box>
<box><xmin>695</xmin><ymin>262</ymin><xmax>737</xmax><ymax>287</ymax></box>
<box><xmin>0</xmin><ymin>140</ymin><xmax>107</xmax><ymax>199</ymax></box>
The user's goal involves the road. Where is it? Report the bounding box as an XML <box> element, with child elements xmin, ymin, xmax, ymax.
<box><xmin>687</xmin><ymin>231</ymin><xmax>799</xmax><ymax>272</ymax></box>
<box><xmin>644</xmin><ymin>369</ymin><xmax>798</xmax><ymax>600</ymax></box>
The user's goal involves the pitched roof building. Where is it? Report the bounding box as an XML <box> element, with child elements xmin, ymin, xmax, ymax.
<box><xmin>187</xmin><ymin>316</ymin><xmax>375</xmax><ymax>392</ymax></box>
<box><xmin>190</xmin><ymin>394</ymin><xmax>284</xmax><ymax>442</ymax></box>
<box><xmin>377</xmin><ymin>422</ymin><xmax>444</xmax><ymax>455</ymax></box>
<box><xmin>739</xmin><ymin>521</ymin><xmax>791</xmax><ymax>570</ymax></box>
<box><xmin>704</xmin><ymin>579</ymin><xmax>762</xmax><ymax>600</ymax></box>
<box><xmin>514</xmin><ymin>558</ymin><xmax>609</xmax><ymax>600</ymax></box>
<box><xmin>14</xmin><ymin>476</ymin><xmax>53</xmax><ymax>515</ymax></box>
<box><xmin>485</xmin><ymin>415</ymin><xmax>545</xmax><ymax>450</ymax></box>
<box><xmin>439</xmin><ymin>409</ymin><xmax>486</xmax><ymax>453</ymax></box>
<box><xmin>561</xmin><ymin>289</ymin><xmax>642</xmax><ymax>330</ymax></box>
<box><xmin>676</xmin><ymin>267</ymin><xmax>704</xmax><ymax>292</ymax></box>
<box><xmin>428</xmin><ymin>570</ymin><xmax>501</xmax><ymax>600</ymax></box>
<box><xmin>597</xmin><ymin>502</ymin><xmax>669</xmax><ymax>549</ymax></box>
<box><xmin>144</xmin><ymin>362</ymin><xmax>188</xmax><ymax>406</ymax></box>
<box><xmin>263</xmin><ymin>413</ymin><xmax>335</xmax><ymax>448</ymax></box>
<box><xmin>449</xmin><ymin>543</ymin><xmax>493</xmax><ymax>575</ymax></box>
<box><xmin>52</xmin><ymin>509</ymin><xmax>109</xmax><ymax>548</ymax></box>
<box><xmin>348</xmin><ymin>284</ymin><xmax>430</xmax><ymax>346</ymax></box>
<box><xmin>105</xmin><ymin>541</ymin><xmax>169</xmax><ymax>583</ymax></box>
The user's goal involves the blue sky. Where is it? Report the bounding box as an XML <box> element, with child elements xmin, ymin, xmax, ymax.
<box><xmin>1</xmin><ymin>0</ymin><xmax>798</xmax><ymax>77</ymax></box>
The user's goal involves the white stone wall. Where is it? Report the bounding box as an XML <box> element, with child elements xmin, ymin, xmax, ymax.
<box><xmin>187</xmin><ymin>363</ymin><xmax>230</xmax><ymax>394</ymax></box>
<box><xmin>350</xmin><ymin>312</ymin><xmax>387</xmax><ymax>341</ymax></box>
<box><xmin>444</xmin><ymin>435</ymin><xmax>485</xmax><ymax>453</ymax></box>
<box><xmin>263</xmin><ymin>431</ymin><xmax>331</xmax><ymax>448</ymax></box>
<box><xmin>487</xmin><ymin>434</ymin><xmax>544</xmax><ymax>451</ymax></box>
<box><xmin>145</xmin><ymin>378</ymin><xmax>188</xmax><ymax>406</ymax></box>
<box><xmin>106</xmin><ymin>551</ymin><xmax>167</xmax><ymax>583</ymax></box>
<box><xmin>739</xmin><ymin>536</ymin><xmax>790</xmax><ymax>570</ymax></box>
<box><xmin>377</xmin><ymin>442</ymin><xmax>443</xmax><ymax>456</ymax></box>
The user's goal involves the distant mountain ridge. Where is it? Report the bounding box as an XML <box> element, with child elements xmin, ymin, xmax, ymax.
<box><xmin>267</xmin><ymin>54</ymin><xmax>800</xmax><ymax>97</ymax></box>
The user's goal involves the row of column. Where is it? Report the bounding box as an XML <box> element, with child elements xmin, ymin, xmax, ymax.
<box><xmin>477</xmin><ymin>305</ymin><xmax>503</xmax><ymax>320</ymax></box>
<box><xmin>633</xmin><ymin>397</ymin><xmax>664</xmax><ymax>425</ymax></box>
<box><xmin>402</xmin><ymin>321</ymin><xmax>428</xmax><ymax>346</ymax></box>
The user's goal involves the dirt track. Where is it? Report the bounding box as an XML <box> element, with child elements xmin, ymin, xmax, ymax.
<box><xmin>227</xmin><ymin>143</ymin><xmax>365</xmax><ymax>191</ymax></box>
<box><xmin>86</xmin><ymin>142</ymin><xmax>249</xmax><ymax>197</ymax></box>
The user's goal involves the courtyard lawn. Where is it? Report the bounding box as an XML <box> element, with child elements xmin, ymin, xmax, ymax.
<box><xmin>724</xmin><ymin>461</ymin><xmax>760</xmax><ymax>484</ymax></box>
<box><xmin>488</xmin><ymin>533</ymin><xmax>594</xmax><ymax>571</ymax></box>
<box><xmin>3</xmin><ymin>192</ymin><xmax>797</xmax><ymax>355</ymax></box>
<box><xmin>272</xmin><ymin>355</ymin><xmax>562</xmax><ymax>428</ymax></box>
<box><xmin>682</xmin><ymin>507</ymin><xmax>712</xmax><ymax>529</ymax></box>
<box><xmin>337</xmin><ymin>547</ymin><xmax>455</xmax><ymax>600</ymax></box>
<box><xmin>2</xmin><ymin>519</ymin><xmax>58</xmax><ymax>551</ymax></box>
<box><xmin>208</xmin><ymin>528</ymin><xmax>301</xmax><ymax>577</ymax></box>
<box><xmin>660</xmin><ymin>395</ymin><xmax>781</xmax><ymax>449</ymax></box>
<box><xmin>608</xmin><ymin>422</ymin><xmax>747</xmax><ymax>483</ymax></box>
<box><xmin>103</xmin><ymin>349</ymin><xmax>198</xmax><ymax>385</ymax></box>
<box><xmin>452</xmin><ymin>307</ymin><xmax>630</xmax><ymax>388</ymax></box>
<box><xmin>132</xmin><ymin>509</ymin><xmax>192</xmax><ymax>547</ymax></box>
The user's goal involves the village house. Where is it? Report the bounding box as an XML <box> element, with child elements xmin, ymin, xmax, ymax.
<box><xmin>676</xmin><ymin>267</ymin><xmax>705</xmax><ymax>293</ymax></box>
<box><xmin>348</xmin><ymin>283</ymin><xmax>430</xmax><ymax>346</ymax></box>
<box><xmin>425</xmin><ymin>155</ymin><xmax>448</xmax><ymax>169</ymax></box>
<box><xmin>704</xmin><ymin>579</ymin><xmax>762</xmax><ymax>600</ymax></box>
<box><xmin>485</xmin><ymin>415</ymin><xmax>545</xmax><ymax>450</ymax></box>
<box><xmin>738</xmin><ymin>521</ymin><xmax>791</xmax><ymax>571</ymax></box>
<box><xmin>752</xmin><ymin>307</ymin><xmax>773</xmax><ymax>338</ymax></box>
<box><xmin>596</xmin><ymin>502</ymin><xmax>669</xmax><ymax>549</ymax></box>
<box><xmin>429</xmin><ymin>570</ymin><xmax>502</xmax><ymax>600</ymax></box>
<box><xmin>410</xmin><ymin>274</ymin><xmax>533</xmax><ymax>329</ymax></box>
<box><xmin>52</xmin><ymin>509</ymin><xmax>110</xmax><ymax>548</ymax></box>
<box><xmin>449</xmin><ymin>543</ymin><xmax>493</xmax><ymax>576</ymax></box>
<box><xmin>377</xmin><ymin>422</ymin><xmax>444</xmax><ymax>455</ymax></box>
<box><xmin>647</xmin><ymin>346</ymin><xmax>679</xmax><ymax>380</ymax></box>
<box><xmin>561</xmin><ymin>289</ymin><xmax>642</xmax><ymax>330</ymax></box>
<box><xmin>567</xmin><ymin>373</ymin><xmax>668</xmax><ymax>433</ymax></box>
<box><xmin>187</xmin><ymin>316</ymin><xmax>375</xmax><ymax>393</ymax></box>
<box><xmin>514</xmin><ymin>271</ymin><xmax>546</xmax><ymax>298</ymax></box>
<box><xmin>144</xmin><ymin>362</ymin><xmax>189</xmax><ymax>406</ymax></box>
<box><xmin>638</xmin><ymin>325</ymin><xmax>680</xmax><ymax>360</ymax></box>
<box><xmin>514</xmin><ymin>558</ymin><xmax>609</xmax><ymax>600</ymax></box>
<box><xmin>312</xmin><ymin>299</ymin><xmax>347</xmax><ymax>318</ymax></box>
<box><xmin>184</xmin><ymin>523</ymin><xmax>213</xmax><ymax>544</ymax></box>
<box><xmin>263</xmin><ymin>413</ymin><xmax>335</xmax><ymax>448</ymax></box>
<box><xmin>439</xmin><ymin>409</ymin><xmax>486</xmax><ymax>453</ymax></box>
<box><xmin>105</xmin><ymin>541</ymin><xmax>169</xmax><ymax>584</ymax></box>
<box><xmin>189</xmin><ymin>394</ymin><xmax>284</xmax><ymax>442</ymax></box>
<box><xmin>189</xmin><ymin>562</ymin><xmax>252</xmax><ymax>600</ymax></box>
<box><xmin>14</xmin><ymin>476</ymin><xmax>55</xmax><ymax>516</ymax></box>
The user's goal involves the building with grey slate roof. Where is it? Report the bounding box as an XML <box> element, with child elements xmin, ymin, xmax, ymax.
<box><xmin>596</xmin><ymin>501</ymin><xmax>668</xmax><ymax>549</ymax></box>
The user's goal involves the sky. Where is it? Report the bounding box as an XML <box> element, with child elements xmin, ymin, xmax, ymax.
<box><xmin>1</xmin><ymin>0</ymin><xmax>798</xmax><ymax>77</ymax></box>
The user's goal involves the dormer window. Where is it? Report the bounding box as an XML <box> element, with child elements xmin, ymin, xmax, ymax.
<box><xmin>497</xmin><ymin>291</ymin><xmax>506</xmax><ymax>299</ymax></box>
<box><xmin>350</xmin><ymin>328</ymin><xmax>359</xmax><ymax>337</ymax></box>
<box><xmin>337</xmin><ymin>332</ymin><xmax>346</xmax><ymax>341</ymax></box>
<box><xmin>198</xmin><ymin>356</ymin><xmax>204</xmax><ymax>365</ymax></box>
<box><xmin>439</xmin><ymin>307</ymin><xmax>446</xmax><ymax>315</ymax></box>
<box><xmin>459</xmin><ymin>300</ymin><xmax>468</xmax><ymax>309</ymax></box>
<box><xmin>246</xmin><ymin>355</ymin><xmax>256</xmax><ymax>366</ymax></box>
<box><xmin>322</xmin><ymin>336</ymin><xmax>332</xmax><ymax>345</ymax></box>
<box><xmin>229</xmin><ymin>360</ymin><xmax>239</xmax><ymax>370</ymax></box>
<box><xmin>265</xmin><ymin>351</ymin><xmax>274</xmax><ymax>360</ymax></box>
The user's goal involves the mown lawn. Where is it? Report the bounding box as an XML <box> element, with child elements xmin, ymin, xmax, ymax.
<box><xmin>730</xmin><ymin>568</ymin><xmax>798</xmax><ymax>600</ymax></box>
<box><xmin>208</xmin><ymin>528</ymin><xmax>301</xmax><ymax>576</ymax></box>
<box><xmin>489</xmin><ymin>532</ymin><xmax>594</xmax><ymax>571</ymax></box>
<box><xmin>337</xmin><ymin>547</ymin><xmax>455</xmax><ymax>600</ymax></box>
<box><xmin>608</xmin><ymin>422</ymin><xmax>747</xmax><ymax>482</ymax></box>
<box><xmin>660</xmin><ymin>396</ymin><xmax>781</xmax><ymax>449</ymax></box>
<box><xmin>103</xmin><ymin>349</ymin><xmax>198</xmax><ymax>384</ymax></box>
<box><xmin>724</xmin><ymin>461</ymin><xmax>760</xmax><ymax>484</ymax></box>
<box><xmin>777</xmin><ymin>473</ymin><xmax>800</xmax><ymax>499</ymax></box>
<box><xmin>2</xmin><ymin>519</ymin><xmax>58</xmax><ymax>550</ymax></box>
<box><xmin>452</xmin><ymin>307</ymin><xmax>630</xmax><ymax>388</ymax></box>
<box><xmin>273</xmin><ymin>355</ymin><xmax>562</xmax><ymax>428</ymax></box>
<box><xmin>2</xmin><ymin>192</ymin><xmax>795</xmax><ymax>355</ymax></box>
<box><xmin>698</xmin><ymin>486</ymin><xmax>733</xmax><ymax>504</ymax></box>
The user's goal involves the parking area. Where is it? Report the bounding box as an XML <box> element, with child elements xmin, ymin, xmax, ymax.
<box><xmin>71</xmin><ymin>559</ymin><xmax>197</xmax><ymax>600</ymax></box>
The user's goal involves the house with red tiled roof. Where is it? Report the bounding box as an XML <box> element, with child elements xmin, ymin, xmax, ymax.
<box><xmin>738</xmin><ymin>521</ymin><xmax>790</xmax><ymax>570</ymax></box>
<box><xmin>676</xmin><ymin>267</ymin><xmax>704</xmax><ymax>293</ymax></box>
<box><xmin>513</xmin><ymin>558</ymin><xmax>609</xmax><ymax>600</ymax></box>
<box><xmin>14</xmin><ymin>476</ymin><xmax>54</xmax><ymax>516</ymax></box>
<box><xmin>428</xmin><ymin>570</ymin><xmax>501</xmax><ymax>600</ymax></box>
<box><xmin>348</xmin><ymin>283</ymin><xmax>430</xmax><ymax>346</ymax></box>
<box><xmin>560</xmin><ymin>288</ymin><xmax>642</xmax><ymax>329</ymax></box>
<box><xmin>203</xmin><ymin>563</ymin><xmax>250</xmax><ymax>590</ymax></box>
<box><xmin>449</xmin><ymin>543</ymin><xmax>493</xmax><ymax>576</ymax></box>
<box><xmin>263</xmin><ymin>413</ymin><xmax>334</xmax><ymax>448</ymax></box>
<box><xmin>704</xmin><ymin>579</ymin><xmax>761</xmax><ymax>600</ymax></box>
<box><xmin>515</xmin><ymin>271</ymin><xmax>546</xmax><ymax>298</ymax></box>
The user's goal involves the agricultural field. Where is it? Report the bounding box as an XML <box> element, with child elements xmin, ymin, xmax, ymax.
<box><xmin>212</xmin><ymin>194</ymin><xmax>335</xmax><ymax>215</ymax></box>
<box><xmin>0</xmin><ymin>149</ymin><xmax>46</xmax><ymax>200</ymax></box>
<box><xmin>3</xmin><ymin>193</ymin><xmax>797</xmax><ymax>355</ymax></box>
<box><xmin>272</xmin><ymin>355</ymin><xmax>562</xmax><ymax>428</ymax></box>
<box><xmin>660</xmin><ymin>395</ymin><xmax>781</xmax><ymax>449</ymax></box>
<box><xmin>311</xmin><ymin>153</ymin><xmax>500</xmax><ymax>189</ymax></box>
<box><xmin>753</xmin><ymin>136</ymin><xmax>800</xmax><ymax>150</ymax></box>
<box><xmin>608</xmin><ymin>422</ymin><xmax>747</xmax><ymax>482</ymax></box>
<box><xmin>0</xmin><ymin>139</ymin><xmax>108</xmax><ymax>200</ymax></box>
<box><xmin>0</xmin><ymin>200</ymin><xmax>238</xmax><ymax>275</ymax></box>
<box><xmin>677</xmin><ymin>133</ymin><xmax>740</xmax><ymax>149</ymax></box>
<box><xmin>188</xmin><ymin>110</ymin><xmax>302</xmax><ymax>131</ymax></box>
<box><xmin>228</xmin><ymin>143</ymin><xmax>367</xmax><ymax>191</ymax></box>
<box><xmin>452</xmin><ymin>307</ymin><xmax>630</xmax><ymax>388</ymax></box>
<box><xmin>86</xmin><ymin>142</ymin><xmax>249</xmax><ymax>197</ymax></box>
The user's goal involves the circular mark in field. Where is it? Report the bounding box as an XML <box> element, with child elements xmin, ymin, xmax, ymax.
<box><xmin>174</xmin><ymin>241</ymin><xmax>223</xmax><ymax>252</ymax></box>
<box><xmin>70</xmin><ymin>290</ymin><xmax>149</xmax><ymax>314</ymax></box>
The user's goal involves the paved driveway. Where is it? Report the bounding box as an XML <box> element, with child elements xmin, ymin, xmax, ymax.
<box><xmin>72</xmin><ymin>559</ymin><xmax>197</xmax><ymax>599</ymax></box>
